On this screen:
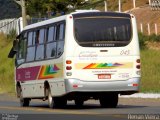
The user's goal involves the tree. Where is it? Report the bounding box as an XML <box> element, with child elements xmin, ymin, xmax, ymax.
<box><xmin>67</xmin><ymin>0</ymin><xmax>87</xmax><ymax>9</ymax></box>
<box><xmin>26</xmin><ymin>0</ymin><xmax>87</xmax><ymax>17</ymax></box>
<box><xmin>26</xmin><ymin>0</ymin><xmax>46</xmax><ymax>17</ymax></box>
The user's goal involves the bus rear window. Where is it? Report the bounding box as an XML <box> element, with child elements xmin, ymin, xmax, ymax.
<box><xmin>74</xmin><ymin>17</ymin><xmax>132</xmax><ymax>47</ymax></box>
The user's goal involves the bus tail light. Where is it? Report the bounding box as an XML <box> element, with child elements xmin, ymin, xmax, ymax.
<box><xmin>66</xmin><ymin>72</ymin><xmax>72</xmax><ymax>76</ymax></box>
<box><xmin>133</xmin><ymin>83</ymin><xmax>138</xmax><ymax>87</ymax></box>
<box><xmin>73</xmin><ymin>84</ymin><xmax>78</xmax><ymax>88</ymax></box>
<box><xmin>136</xmin><ymin>65</ymin><xmax>140</xmax><ymax>69</ymax></box>
<box><xmin>66</xmin><ymin>60</ymin><xmax>72</xmax><ymax>64</ymax></box>
<box><xmin>128</xmin><ymin>83</ymin><xmax>139</xmax><ymax>87</ymax></box>
<box><xmin>136</xmin><ymin>59</ymin><xmax>141</xmax><ymax>69</ymax></box>
<box><xmin>66</xmin><ymin>66</ymin><xmax>72</xmax><ymax>70</ymax></box>
<box><xmin>136</xmin><ymin>59</ymin><xmax>140</xmax><ymax>63</ymax></box>
<box><xmin>136</xmin><ymin>59</ymin><xmax>141</xmax><ymax>75</ymax></box>
<box><xmin>72</xmin><ymin>84</ymin><xmax>83</xmax><ymax>88</ymax></box>
<box><xmin>66</xmin><ymin>60</ymin><xmax>72</xmax><ymax>76</ymax></box>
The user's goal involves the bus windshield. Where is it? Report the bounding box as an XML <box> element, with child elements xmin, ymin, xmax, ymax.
<box><xmin>74</xmin><ymin>17</ymin><xmax>132</xmax><ymax>47</ymax></box>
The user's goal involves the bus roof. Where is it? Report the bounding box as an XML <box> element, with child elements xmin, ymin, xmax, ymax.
<box><xmin>23</xmin><ymin>15</ymin><xmax>67</xmax><ymax>31</ymax></box>
<box><xmin>22</xmin><ymin>10</ymin><xmax>131</xmax><ymax>32</ymax></box>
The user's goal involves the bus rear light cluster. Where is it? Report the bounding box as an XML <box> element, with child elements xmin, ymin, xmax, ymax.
<box><xmin>66</xmin><ymin>60</ymin><xmax>72</xmax><ymax>76</ymax></box>
<box><xmin>136</xmin><ymin>59</ymin><xmax>141</xmax><ymax>75</ymax></box>
<box><xmin>136</xmin><ymin>59</ymin><xmax>141</xmax><ymax>69</ymax></box>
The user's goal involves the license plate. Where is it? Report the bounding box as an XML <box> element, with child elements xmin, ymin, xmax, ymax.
<box><xmin>98</xmin><ymin>74</ymin><xmax>111</xmax><ymax>79</ymax></box>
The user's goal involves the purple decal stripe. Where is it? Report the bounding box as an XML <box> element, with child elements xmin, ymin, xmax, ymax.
<box><xmin>16</xmin><ymin>66</ymin><xmax>41</xmax><ymax>81</ymax></box>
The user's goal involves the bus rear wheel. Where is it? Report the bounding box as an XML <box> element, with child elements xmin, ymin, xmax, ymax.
<box><xmin>54</xmin><ymin>97</ymin><xmax>67</xmax><ymax>108</ymax></box>
<box><xmin>47</xmin><ymin>88</ymin><xmax>54</xmax><ymax>108</ymax></box>
<box><xmin>75</xmin><ymin>99</ymin><xmax>84</xmax><ymax>107</ymax></box>
<box><xmin>99</xmin><ymin>93</ymin><xmax>118</xmax><ymax>108</ymax></box>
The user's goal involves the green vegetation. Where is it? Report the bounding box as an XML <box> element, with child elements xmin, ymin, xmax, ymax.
<box><xmin>139</xmin><ymin>32</ymin><xmax>160</xmax><ymax>49</ymax></box>
<box><xmin>141</xmin><ymin>49</ymin><xmax>160</xmax><ymax>93</ymax></box>
<box><xmin>0</xmin><ymin>0</ymin><xmax>103</xmax><ymax>19</ymax></box>
<box><xmin>0</xmin><ymin>32</ymin><xmax>15</xmax><ymax>93</ymax></box>
<box><xmin>26</xmin><ymin>0</ymin><xmax>92</xmax><ymax>17</ymax></box>
<box><xmin>138</xmin><ymin>33</ymin><xmax>160</xmax><ymax>92</ymax></box>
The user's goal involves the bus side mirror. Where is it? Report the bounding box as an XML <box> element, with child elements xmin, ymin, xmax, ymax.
<box><xmin>8</xmin><ymin>40</ymin><xmax>18</xmax><ymax>58</ymax></box>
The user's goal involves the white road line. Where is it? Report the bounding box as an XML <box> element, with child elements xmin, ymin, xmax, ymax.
<box><xmin>120</xmin><ymin>93</ymin><xmax>160</xmax><ymax>99</ymax></box>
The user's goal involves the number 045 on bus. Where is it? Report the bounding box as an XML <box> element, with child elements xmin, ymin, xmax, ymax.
<box><xmin>8</xmin><ymin>10</ymin><xmax>141</xmax><ymax>108</ymax></box>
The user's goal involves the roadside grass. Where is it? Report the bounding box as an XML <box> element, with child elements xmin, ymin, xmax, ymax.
<box><xmin>140</xmin><ymin>49</ymin><xmax>160</xmax><ymax>93</ymax></box>
<box><xmin>0</xmin><ymin>33</ymin><xmax>15</xmax><ymax>94</ymax></box>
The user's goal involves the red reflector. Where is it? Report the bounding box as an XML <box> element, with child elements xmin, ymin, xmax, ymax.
<box><xmin>70</xmin><ymin>16</ymin><xmax>72</xmax><ymax>19</ymax></box>
<box><xmin>136</xmin><ymin>59</ymin><xmax>140</xmax><ymax>63</ymax></box>
<box><xmin>133</xmin><ymin>84</ymin><xmax>138</xmax><ymax>86</ymax></box>
<box><xmin>73</xmin><ymin>84</ymin><xmax>78</xmax><ymax>88</ymax></box>
<box><xmin>136</xmin><ymin>65</ymin><xmax>141</xmax><ymax>69</ymax></box>
<box><xmin>66</xmin><ymin>60</ymin><xmax>72</xmax><ymax>64</ymax></box>
<box><xmin>66</xmin><ymin>66</ymin><xmax>72</xmax><ymax>70</ymax></box>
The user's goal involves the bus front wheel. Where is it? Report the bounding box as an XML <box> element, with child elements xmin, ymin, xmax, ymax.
<box><xmin>19</xmin><ymin>89</ymin><xmax>30</xmax><ymax>107</ymax></box>
<box><xmin>99</xmin><ymin>93</ymin><xmax>118</xmax><ymax>108</ymax></box>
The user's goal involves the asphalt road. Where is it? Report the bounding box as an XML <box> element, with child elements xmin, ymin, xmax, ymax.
<box><xmin>0</xmin><ymin>94</ymin><xmax>160</xmax><ymax>120</ymax></box>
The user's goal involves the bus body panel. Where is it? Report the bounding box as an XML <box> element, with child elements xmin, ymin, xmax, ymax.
<box><xmin>65</xmin><ymin>78</ymin><xmax>140</xmax><ymax>94</ymax></box>
<box><xmin>16</xmin><ymin>56</ymin><xmax>66</xmax><ymax>98</ymax></box>
<box><xmin>64</xmin><ymin>13</ymin><xmax>140</xmax><ymax>94</ymax></box>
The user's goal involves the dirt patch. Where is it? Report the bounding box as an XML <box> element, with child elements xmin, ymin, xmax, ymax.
<box><xmin>131</xmin><ymin>7</ymin><xmax>160</xmax><ymax>35</ymax></box>
<box><xmin>146</xmin><ymin>41</ymin><xmax>160</xmax><ymax>50</ymax></box>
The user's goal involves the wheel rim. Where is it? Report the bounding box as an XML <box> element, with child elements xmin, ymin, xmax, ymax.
<box><xmin>48</xmin><ymin>91</ymin><xmax>53</xmax><ymax>108</ymax></box>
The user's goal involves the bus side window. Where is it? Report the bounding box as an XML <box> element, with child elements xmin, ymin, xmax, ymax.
<box><xmin>16</xmin><ymin>33</ymin><xmax>27</xmax><ymax>65</ymax></box>
<box><xmin>46</xmin><ymin>42</ymin><xmax>56</xmax><ymax>58</ymax></box>
<box><xmin>35</xmin><ymin>30</ymin><xmax>40</xmax><ymax>44</ymax></box>
<box><xmin>47</xmin><ymin>26</ymin><xmax>55</xmax><ymax>42</ymax></box>
<box><xmin>26</xmin><ymin>31</ymin><xmax>36</xmax><ymax>62</ymax></box>
<box><xmin>56</xmin><ymin>23</ymin><xmax>65</xmax><ymax>57</ymax></box>
<box><xmin>35</xmin><ymin>29</ymin><xmax>45</xmax><ymax>60</ymax></box>
<box><xmin>32</xmin><ymin>31</ymin><xmax>35</xmax><ymax>45</ymax></box>
<box><xmin>28</xmin><ymin>32</ymin><xmax>33</xmax><ymax>46</ymax></box>
<box><xmin>46</xmin><ymin>26</ymin><xmax>56</xmax><ymax>59</ymax></box>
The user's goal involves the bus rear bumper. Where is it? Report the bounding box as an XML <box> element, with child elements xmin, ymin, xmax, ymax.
<box><xmin>65</xmin><ymin>78</ymin><xmax>140</xmax><ymax>95</ymax></box>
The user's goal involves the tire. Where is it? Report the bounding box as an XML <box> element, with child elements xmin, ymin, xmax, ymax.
<box><xmin>99</xmin><ymin>93</ymin><xmax>118</xmax><ymax>108</ymax></box>
<box><xmin>47</xmin><ymin>88</ymin><xmax>67</xmax><ymax>108</ymax></box>
<box><xmin>20</xmin><ymin>89</ymin><xmax>30</xmax><ymax>107</ymax></box>
<box><xmin>47</xmin><ymin>88</ymin><xmax>54</xmax><ymax>108</ymax></box>
<box><xmin>75</xmin><ymin>99</ymin><xmax>84</xmax><ymax>107</ymax></box>
<box><xmin>16</xmin><ymin>85</ymin><xmax>21</xmax><ymax>98</ymax></box>
<box><xmin>54</xmin><ymin>97</ymin><xmax>67</xmax><ymax>108</ymax></box>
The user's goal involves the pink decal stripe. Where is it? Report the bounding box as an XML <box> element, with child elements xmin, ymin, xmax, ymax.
<box><xmin>16</xmin><ymin>66</ymin><xmax>40</xmax><ymax>81</ymax></box>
